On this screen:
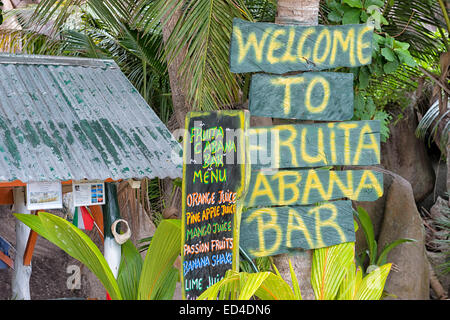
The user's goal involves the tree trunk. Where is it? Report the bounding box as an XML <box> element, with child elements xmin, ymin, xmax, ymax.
<box><xmin>161</xmin><ymin>5</ymin><xmax>189</xmax><ymax>130</ymax></box>
<box><xmin>271</xmin><ymin>0</ymin><xmax>321</xmax><ymax>301</ymax></box>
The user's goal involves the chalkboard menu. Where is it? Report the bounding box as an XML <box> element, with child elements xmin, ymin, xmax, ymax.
<box><xmin>181</xmin><ymin>111</ymin><xmax>249</xmax><ymax>300</ymax></box>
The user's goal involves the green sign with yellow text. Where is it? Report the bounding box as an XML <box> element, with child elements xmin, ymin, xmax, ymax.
<box><xmin>230</xmin><ymin>18</ymin><xmax>374</xmax><ymax>74</ymax></box>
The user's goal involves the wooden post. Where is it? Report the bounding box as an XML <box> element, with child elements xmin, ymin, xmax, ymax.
<box><xmin>11</xmin><ymin>187</ymin><xmax>32</xmax><ymax>300</ymax></box>
<box><xmin>272</xmin><ymin>0</ymin><xmax>320</xmax><ymax>300</ymax></box>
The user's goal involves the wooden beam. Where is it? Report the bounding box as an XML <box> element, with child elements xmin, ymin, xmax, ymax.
<box><xmin>0</xmin><ymin>251</ymin><xmax>14</xmax><ymax>269</ymax></box>
<box><xmin>89</xmin><ymin>205</ymin><xmax>104</xmax><ymax>243</ymax></box>
<box><xmin>0</xmin><ymin>178</ymin><xmax>120</xmax><ymax>188</ymax></box>
<box><xmin>0</xmin><ymin>188</ymin><xmax>13</xmax><ymax>204</ymax></box>
<box><xmin>23</xmin><ymin>211</ymin><xmax>40</xmax><ymax>266</ymax></box>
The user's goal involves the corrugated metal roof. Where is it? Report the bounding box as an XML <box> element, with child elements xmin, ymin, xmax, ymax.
<box><xmin>0</xmin><ymin>53</ymin><xmax>183</xmax><ymax>182</ymax></box>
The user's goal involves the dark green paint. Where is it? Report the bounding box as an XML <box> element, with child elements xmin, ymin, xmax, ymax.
<box><xmin>239</xmin><ymin>201</ymin><xmax>355</xmax><ymax>258</ymax></box>
<box><xmin>249</xmin><ymin>72</ymin><xmax>353</xmax><ymax>120</ymax></box>
<box><xmin>229</xmin><ymin>18</ymin><xmax>374</xmax><ymax>74</ymax></box>
<box><xmin>244</xmin><ymin>169</ymin><xmax>383</xmax><ymax>207</ymax></box>
<box><xmin>249</xmin><ymin>120</ymin><xmax>380</xmax><ymax>168</ymax></box>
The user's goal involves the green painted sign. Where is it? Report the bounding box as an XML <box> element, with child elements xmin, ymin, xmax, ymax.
<box><xmin>249</xmin><ymin>120</ymin><xmax>380</xmax><ymax>168</ymax></box>
<box><xmin>229</xmin><ymin>18</ymin><xmax>374</xmax><ymax>74</ymax></box>
<box><xmin>240</xmin><ymin>201</ymin><xmax>355</xmax><ymax>258</ymax></box>
<box><xmin>244</xmin><ymin>169</ymin><xmax>383</xmax><ymax>207</ymax></box>
<box><xmin>249</xmin><ymin>72</ymin><xmax>354</xmax><ymax>120</ymax></box>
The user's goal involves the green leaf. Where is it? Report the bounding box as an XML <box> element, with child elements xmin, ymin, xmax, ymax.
<box><xmin>383</xmin><ymin>60</ymin><xmax>399</xmax><ymax>74</ymax></box>
<box><xmin>137</xmin><ymin>219</ymin><xmax>181</xmax><ymax>300</ymax></box>
<box><xmin>311</xmin><ymin>242</ymin><xmax>355</xmax><ymax>300</ymax></box>
<box><xmin>254</xmin><ymin>272</ymin><xmax>295</xmax><ymax>300</ymax></box>
<box><xmin>381</xmin><ymin>47</ymin><xmax>396</xmax><ymax>61</ymax></box>
<box><xmin>343</xmin><ymin>0</ymin><xmax>363</xmax><ymax>8</ymax></box>
<box><xmin>394</xmin><ymin>49</ymin><xmax>418</xmax><ymax>67</ymax></box>
<box><xmin>342</xmin><ymin>8</ymin><xmax>361</xmax><ymax>24</ymax></box>
<box><xmin>355</xmin><ymin>207</ymin><xmax>377</xmax><ymax>265</ymax></box>
<box><xmin>117</xmin><ymin>240</ymin><xmax>143</xmax><ymax>300</ymax></box>
<box><xmin>358</xmin><ymin>66</ymin><xmax>370</xmax><ymax>89</ymax></box>
<box><xmin>327</xmin><ymin>10</ymin><xmax>343</xmax><ymax>23</ymax></box>
<box><xmin>288</xmin><ymin>259</ymin><xmax>302</xmax><ymax>300</ymax></box>
<box><xmin>354</xmin><ymin>264</ymin><xmax>391</xmax><ymax>300</ymax></box>
<box><xmin>376</xmin><ymin>239</ymin><xmax>416</xmax><ymax>266</ymax></box>
<box><xmin>15</xmin><ymin>212</ymin><xmax>122</xmax><ymax>300</ymax></box>
<box><xmin>364</xmin><ymin>0</ymin><xmax>384</xmax><ymax>8</ymax></box>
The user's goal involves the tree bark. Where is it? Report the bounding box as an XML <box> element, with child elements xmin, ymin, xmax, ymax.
<box><xmin>271</xmin><ymin>0</ymin><xmax>321</xmax><ymax>301</ymax></box>
<box><xmin>161</xmin><ymin>5</ymin><xmax>189</xmax><ymax>130</ymax></box>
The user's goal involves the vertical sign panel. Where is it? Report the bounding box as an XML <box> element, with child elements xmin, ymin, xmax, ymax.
<box><xmin>181</xmin><ymin>111</ymin><xmax>249</xmax><ymax>300</ymax></box>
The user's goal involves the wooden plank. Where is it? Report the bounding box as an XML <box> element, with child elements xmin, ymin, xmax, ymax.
<box><xmin>249</xmin><ymin>120</ymin><xmax>380</xmax><ymax>168</ymax></box>
<box><xmin>240</xmin><ymin>201</ymin><xmax>355</xmax><ymax>258</ymax></box>
<box><xmin>89</xmin><ymin>205</ymin><xmax>104</xmax><ymax>242</ymax></box>
<box><xmin>229</xmin><ymin>18</ymin><xmax>374</xmax><ymax>74</ymax></box>
<box><xmin>0</xmin><ymin>187</ymin><xmax>13</xmax><ymax>204</ymax></box>
<box><xmin>181</xmin><ymin>110</ymin><xmax>249</xmax><ymax>300</ymax></box>
<box><xmin>244</xmin><ymin>169</ymin><xmax>383</xmax><ymax>207</ymax></box>
<box><xmin>0</xmin><ymin>251</ymin><xmax>14</xmax><ymax>269</ymax></box>
<box><xmin>23</xmin><ymin>229</ymin><xmax>38</xmax><ymax>266</ymax></box>
<box><xmin>249</xmin><ymin>72</ymin><xmax>353</xmax><ymax>120</ymax></box>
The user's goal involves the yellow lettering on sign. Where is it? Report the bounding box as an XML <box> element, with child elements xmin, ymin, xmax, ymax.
<box><xmin>305</xmin><ymin>76</ymin><xmax>330</xmax><ymax>113</ymax></box>
<box><xmin>302</xmin><ymin>170</ymin><xmax>327</xmax><ymax>204</ymax></box>
<box><xmin>301</xmin><ymin>128</ymin><xmax>327</xmax><ymax>165</ymax></box>
<box><xmin>310</xmin><ymin>203</ymin><xmax>346</xmax><ymax>247</ymax></box>
<box><xmin>287</xmin><ymin>208</ymin><xmax>314</xmax><ymax>248</ymax></box>
<box><xmin>330</xmin><ymin>28</ymin><xmax>356</xmax><ymax>66</ymax></box>
<box><xmin>234</xmin><ymin>26</ymin><xmax>272</xmax><ymax>64</ymax></box>
<box><xmin>297</xmin><ymin>27</ymin><xmax>315</xmax><ymax>62</ymax></box>
<box><xmin>353</xmin><ymin>123</ymin><xmax>380</xmax><ymax>165</ymax></box>
<box><xmin>267</xmin><ymin>29</ymin><xmax>286</xmax><ymax>64</ymax></box>
<box><xmin>281</xmin><ymin>27</ymin><xmax>297</xmax><ymax>63</ymax></box>
<box><xmin>337</xmin><ymin>123</ymin><xmax>359</xmax><ymax>164</ymax></box>
<box><xmin>327</xmin><ymin>170</ymin><xmax>354</xmax><ymax>199</ymax></box>
<box><xmin>357</xmin><ymin>25</ymin><xmax>373</xmax><ymax>65</ymax></box>
<box><xmin>270</xmin><ymin>77</ymin><xmax>305</xmax><ymax>115</ymax></box>
<box><xmin>274</xmin><ymin>125</ymin><xmax>299</xmax><ymax>168</ymax></box>
<box><xmin>246</xmin><ymin>208</ymin><xmax>282</xmax><ymax>257</ymax></box>
<box><xmin>353</xmin><ymin>170</ymin><xmax>383</xmax><ymax>200</ymax></box>
<box><xmin>272</xmin><ymin>171</ymin><xmax>302</xmax><ymax>205</ymax></box>
<box><xmin>328</xmin><ymin>123</ymin><xmax>337</xmax><ymax>163</ymax></box>
<box><xmin>247</xmin><ymin>173</ymin><xmax>276</xmax><ymax>207</ymax></box>
<box><xmin>313</xmin><ymin>29</ymin><xmax>331</xmax><ymax>64</ymax></box>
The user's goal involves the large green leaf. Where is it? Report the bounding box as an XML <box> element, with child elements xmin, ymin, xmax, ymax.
<box><xmin>354</xmin><ymin>264</ymin><xmax>391</xmax><ymax>300</ymax></box>
<box><xmin>311</xmin><ymin>242</ymin><xmax>355</xmax><ymax>300</ymax></box>
<box><xmin>197</xmin><ymin>271</ymin><xmax>295</xmax><ymax>300</ymax></box>
<box><xmin>15</xmin><ymin>212</ymin><xmax>122</xmax><ymax>300</ymax></box>
<box><xmin>137</xmin><ymin>219</ymin><xmax>181</xmax><ymax>300</ymax></box>
<box><xmin>117</xmin><ymin>239</ymin><xmax>143</xmax><ymax>300</ymax></box>
<box><xmin>288</xmin><ymin>259</ymin><xmax>302</xmax><ymax>300</ymax></box>
<box><xmin>355</xmin><ymin>207</ymin><xmax>377</xmax><ymax>264</ymax></box>
<box><xmin>376</xmin><ymin>238</ymin><xmax>416</xmax><ymax>266</ymax></box>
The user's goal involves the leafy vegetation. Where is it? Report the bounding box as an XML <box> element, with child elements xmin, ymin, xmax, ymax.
<box><xmin>198</xmin><ymin>242</ymin><xmax>391</xmax><ymax>300</ymax></box>
<box><xmin>14</xmin><ymin>212</ymin><xmax>181</xmax><ymax>300</ymax></box>
<box><xmin>354</xmin><ymin>206</ymin><xmax>415</xmax><ymax>274</ymax></box>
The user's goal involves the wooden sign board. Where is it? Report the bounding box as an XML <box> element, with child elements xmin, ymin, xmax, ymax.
<box><xmin>181</xmin><ymin>110</ymin><xmax>249</xmax><ymax>300</ymax></box>
<box><xmin>244</xmin><ymin>169</ymin><xmax>383</xmax><ymax>207</ymax></box>
<box><xmin>249</xmin><ymin>72</ymin><xmax>354</xmax><ymax>120</ymax></box>
<box><xmin>229</xmin><ymin>18</ymin><xmax>374</xmax><ymax>74</ymax></box>
<box><xmin>240</xmin><ymin>201</ymin><xmax>355</xmax><ymax>258</ymax></box>
<box><xmin>248</xmin><ymin>120</ymin><xmax>380</xmax><ymax>168</ymax></box>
